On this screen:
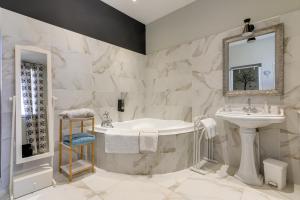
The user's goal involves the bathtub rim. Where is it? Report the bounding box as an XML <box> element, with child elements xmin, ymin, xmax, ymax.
<box><xmin>93</xmin><ymin>118</ymin><xmax>194</xmax><ymax>135</ymax></box>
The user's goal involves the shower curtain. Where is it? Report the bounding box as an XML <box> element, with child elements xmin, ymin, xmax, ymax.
<box><xmin>21</xmin><ymin>61</ymin><xmax>48</xmax><ymax>155</ymax></box>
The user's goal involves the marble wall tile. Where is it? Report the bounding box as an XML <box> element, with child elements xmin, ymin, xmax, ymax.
<box><xmin>145</xmin><ymin>41</ymin><xmax>193</xmax><ymax>121</ymax></box>
<box><xmin>259</xmin><ymin>127</ymin><xmax>281</xmax><ymax>162</ymax></box>
<box><xmin>280</xmin><ymin>130</ymin><xmax>300</xmax><ymax>160</ymax></box>
<box><xmin>94</xmin><ymin>132</ymin><xmax>193</xmax><ymax>175</ymax></box>
<box><xmin>52</xmin><ymin>51</ymin><xmax>94</xmax><ymax>90</ymax></box>
<box><xmin>214</xmin><ymin>120</ymin><xmax>241</xmax><ymax>166</ymax></box>
<box><xmin>93</xmin><ymin>92</ymin><xmax>119</xmax><ymax>108</ymax></box>
<box><xmin>54</xmin><ymin>90</ymin><xmax>94</xmax><ymax>110</ymax></box>
<box><xmin>280</xmin><ymin>130</ymin><xmax>300</xmax><ymax>183</ymax></box>
<box><xmin>0</xmin><ymin>8</ymin><xmax>146</xmax><ymax>191</ymax></box>
<box><xmin>2</xmin><ymin>5</ymin><xmax>300</xmax><ymax>192</ymax></box>
<box><xmin>144</xmin><ymin>106</ymin><xmax>192</xmax><ymax>121</ymax></box>
<box><xmin>145</xmin><ymin>9</ymin><xmax>300</xmax><ymax>184</ymax></box>
<box><xmin>0</xmin><ymin>137</ymin><xmax>11</xmax><ymax>187</ymax></box>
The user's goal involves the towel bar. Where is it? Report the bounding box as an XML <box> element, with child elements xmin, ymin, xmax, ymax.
<box><xmin>191</xmin><ymin>115</ymin><xmax>218</xmax><ymax>174</ymax></box>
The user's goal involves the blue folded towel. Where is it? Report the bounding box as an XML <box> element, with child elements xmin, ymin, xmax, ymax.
<box><xmin>63</xmin><ymin>132</ymin><xmax>95</xmax><ymax>146</ymax></box>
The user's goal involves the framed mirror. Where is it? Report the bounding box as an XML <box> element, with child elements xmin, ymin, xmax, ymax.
<box><xmin>15</xmin><ymin>46</ymin><xmax>53</xmax><ymax>164</ymax></box>
<box><xmin>223</xmin><ymin>24</ymin><xmax>284</xmax><ymax>96</ymax></box>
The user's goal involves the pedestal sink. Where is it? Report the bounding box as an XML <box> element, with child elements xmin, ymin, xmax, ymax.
<box><xmin>216</xmin><ymin>106</ymin><xmax>285</xmax><ymax>186</ymax></box>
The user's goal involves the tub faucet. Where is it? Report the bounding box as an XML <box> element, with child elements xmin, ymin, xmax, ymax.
<box><xmin>101</xmin><ymin>111</ymin><xmax>113</xmax><ymax>128</ymax></box>
<box><xmin>243</xmin><ymin>98</ymin><xmax>258</xmax><ymax>114</ymax></box>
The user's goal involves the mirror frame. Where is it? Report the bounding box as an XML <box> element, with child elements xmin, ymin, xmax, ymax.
<box><xmin>15</xmin><ymin>45</ymin><xmax>54</xmax><ymax>164</ymax></box>
<box><xmin>223</xmin><ymin>23</ymin><xmax>284</xmax><ymax>96</ymax></box>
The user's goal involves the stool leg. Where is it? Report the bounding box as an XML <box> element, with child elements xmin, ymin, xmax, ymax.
<box><xmin>80</xmin><ymin>145</ymin><xmax>84</xmax><ymax>160</ymax></box>
<box><xmin>80</xmin><ymin>120</ymin><xmax>84</xmax><ymax>132</ymax></box>
<box><xmin>91</xmin><ymin>118</ymin><xmax>95</xmax><ymax>172</ymax></box>
<box><xmin>59</xmin><ymin>119</ymin><xmax>62</xmax><ymax>173</ymax></box>
<box><xmin>80</xmin><ymin>120</ymin><xmax>84</xmax><ymax>160</ymax></box>
<box><xmin>91</xmin><ymin>142</ymin><xmax>95</xmax><ymax>173</ymax></box>
<box><xmin>69</xmin><ymin>121</ymin><xmax>73</xmax><ymax>182</ymax></box>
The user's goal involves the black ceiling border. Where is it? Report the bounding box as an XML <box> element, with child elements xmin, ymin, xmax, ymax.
<box><xmin>0</xmin><ymin>0</ymin><xmax>146</xmax><ymax>54</ymax></box>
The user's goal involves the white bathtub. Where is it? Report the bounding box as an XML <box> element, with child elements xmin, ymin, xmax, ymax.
<box><xmin>93</xmin><ymin>118</ymin><xmax>195</xmax><ymax>175</ymax></box>
<box><xmin>95</xmin><ymin>118</ymin><xmax>194</xmax><ymax>135</ymax></box>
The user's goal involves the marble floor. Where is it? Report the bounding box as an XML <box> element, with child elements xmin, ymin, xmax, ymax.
<box><xmin>15</xmin><ymin>168</ymin><xmax>300</xmax><ymax>200</ymax></box>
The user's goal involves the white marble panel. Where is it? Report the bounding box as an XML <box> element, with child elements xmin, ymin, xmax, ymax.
<box><xmin>93</xmin><ymin>92</ymin><xmax>119</xmax><ymax>108</ymax></box>
<box><xmin>280</xmin><ymin>10</ymin><xmax>300</xmax><ymax>38</ymax></box>
<box><xmin>2</xmin><ymin>6</ymin><xmax>300</xmax><ymax>192</ymax></box>
<box><xmin>52</xmin><ymin>51</ymin><xmax>94</xmax><ymax>90</ymax></box>
<box><xmin>93</xmin><ymin>72</ymin><xmax>118</xmax><ymax>93</ymax></box>
<box><xmin>280</xmin><ymin>130</ymin><xmax>300</xmax><ymax>160</ymax></box>
<box><xmin>53</xmin><ymin>89</ymin><xmax>94</xmax><ymax>110</ymax></box>
<box><xmin>144</xmin><ymin>106</ymin><xmax>192</xmax><ymax>121</ymax></box>
<box><xmin>0</xmin><ymin>7</ymin><xmax>146</xmax><ymax>191</ymax></box>
<box><xmin>259</xmin><ymin>127</ymin><xmax>281</xmax><ymax>161</ymax></box>
<box><xmin>144</xmin><ymin>10</ymin><xmax>300</xmax><ymax>184</ymax></box>
<box><xmin>0</xmin><ymin>137</ymin><xmax>11</xmax><ymax>187</ymax></box>
<box><xmin>1</xmin><ymin>9</ymin><xmax>52</xmax><ymax>50</ymax></box>
<box><xmin>94</xmin><ymin>132</ymin><xmax>193</xmax><ymax>175</ymax></box>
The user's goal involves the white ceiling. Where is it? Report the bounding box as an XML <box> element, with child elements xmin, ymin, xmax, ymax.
<box><xmin>100</xmin><ymin>0</ymin><xmax>196</xmax><ymax>24</ymax></box>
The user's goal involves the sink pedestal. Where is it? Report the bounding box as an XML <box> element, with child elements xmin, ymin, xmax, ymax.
<box><xmin>235</xmin><ymin>128</ymin><xmax>263</xmax><ymax>186</ymax></box>
<box><xmin>216</xmin><ymin>107</ymin><xmax>285</xmax><ymax>186</ymax></box>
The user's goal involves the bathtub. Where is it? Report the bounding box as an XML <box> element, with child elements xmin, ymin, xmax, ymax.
<box><xmin>95</xmin><ymin>118</ymin><xmax>194</xmax><ymax>135</ymax></box>
<box><xmin>93</xmin><ymin>118</ymin><xmax>194</xmax><ymax>175</ymax></box>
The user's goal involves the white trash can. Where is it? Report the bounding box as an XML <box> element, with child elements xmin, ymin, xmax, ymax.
<box><xmin>263</xmin><ymin>158</ymin><xmax>288</xmax><ymax>190</ymax></box>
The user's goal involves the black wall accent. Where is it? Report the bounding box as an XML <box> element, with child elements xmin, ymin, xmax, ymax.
<box><xmin>0</xmin><ymin>0</ymin><xmax>146</xmax><ymax>54</ymax></box>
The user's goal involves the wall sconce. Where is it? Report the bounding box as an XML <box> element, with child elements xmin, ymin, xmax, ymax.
<box><xmin>242</xmin><ymin>18</ymin><xmax>255</xmax><ymax>37</ymax></box>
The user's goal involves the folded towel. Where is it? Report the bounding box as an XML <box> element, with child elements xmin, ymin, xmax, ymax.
<box><xmin>59</xmin><ymin>108</ymin><xmax>94</xmax><ymax>119</ymax></box>
<box><xmin>105</xmin><ymin>129</ymin><xmax>139</xmax><ymax>154</ymax></box>
<box><xmin>201</xmin><ymin>118</ymin><xmax>217</xmax><ymax>139</ymax></box>
<box><xmin>139</xmin><ymin>129</ymin><xmax>158</xmax><ymax>153</ymax></box>
<box><xmin>63</xmin><ymin>133</ymin><xmax>95</xmax><ymax>146</ymax></box>
<box><xmin>216</xmin><ymin>165</ymin><xmax>229</xmax><ymax>179</ymax></box>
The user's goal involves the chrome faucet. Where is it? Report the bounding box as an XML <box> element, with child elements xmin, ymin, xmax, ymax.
<box><xmin>101</xmin><ymin>111</ymin><xmax>113</xmax><ymax>128</ymax></box>
<box><xmin>243</xmin><ymin>98</ymin><xmax>258</xmax><ymax>114</ymax></box>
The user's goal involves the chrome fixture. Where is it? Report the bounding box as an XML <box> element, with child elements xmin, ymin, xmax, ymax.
<box><xmin>101</xmin><ymin>111</ymin><xmax>113</xmax><ymax>128</ymax></box>
<box><xmin>243</xmin><ymin>98</ymin><xmax>258</xmax><ymax>113</ymax></box>
<box><xmin>242</xmin><ymin>18</ymin><xmax>255</xmax><ymax>37</ymax></box>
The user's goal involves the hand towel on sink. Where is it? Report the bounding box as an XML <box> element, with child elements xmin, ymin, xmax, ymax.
<box><xmin>139</xmin><ymin>129</ymin><xmax>159</xmax><ymax>153</ymax></box>
<box><xmin>201</xmin><ymin>118</ymin><xmax>217</xmax><ymax>139</ymax></box>
<box><xmin>105</xmin><ymin>129</ymin><xmax>139</xmax><ymax>154</ymax></box>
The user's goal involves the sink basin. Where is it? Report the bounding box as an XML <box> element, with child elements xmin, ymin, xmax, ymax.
<box><xmin>216</xmin><ymin>109</ymin><xmax>285</xmax><ymax>128</ymax></box>
<box><xmin>216</xmin><ymin>106</ymin><xmax>285</xmax><ymax>186</ymax></box>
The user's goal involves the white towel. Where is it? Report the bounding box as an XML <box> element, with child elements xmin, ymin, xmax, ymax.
<box><xmin>105</xmin><ymin>129</ymin><xmax>139</xmax><ymax>154</ymax></box>
<box><xmin>201</xmin><ymin>118</ymin><xmax>217</xmax><ymax>139</ymax></box>
<box><xmin>59</xmin><ymin>108</ymin><xmax>94</xmax><ymax>119</ymax></box>
<box><xmin>216</xmin><ymin>164</ymin><xmax>229</xmax><ymax>179</ymax></box>
<box><xmin>139</xmin><ymin>129</ymin><xmax>158</xmax><ymax>153</ymax></box>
